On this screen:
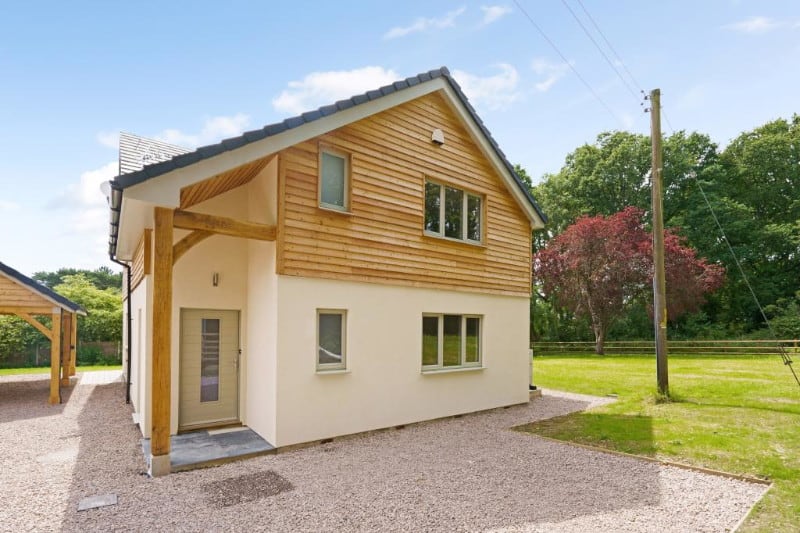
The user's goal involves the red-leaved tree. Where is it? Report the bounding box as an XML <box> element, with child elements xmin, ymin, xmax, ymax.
<box><xmin>533</xmin><ymin>207</ymin><xmax>725</xmax><ymax>354</ymax></box>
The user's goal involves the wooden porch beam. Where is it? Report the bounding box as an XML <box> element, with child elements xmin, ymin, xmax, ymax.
<box><xmin>173</xmin><ymin>230</ymin><xmax>214</xmax><ymax>265</ymax></box>
<box><xmin>151</xmin><ymin>207</ymin><xmax>173</xmax><ymax>476</ymax></box>
<box><xmin>16</xmin><ymin>312</ymin><xmax>53</xmax><ymax>340</ymax></box>
<box><xmin>49</xmin><ymin>309</ymin><xmax>61</xmax><ymax>404</ymax></box>
<box><xmin>173</xmin><ymin>210</ymin><xmax>276</xmax><ymax>241</ymax></box>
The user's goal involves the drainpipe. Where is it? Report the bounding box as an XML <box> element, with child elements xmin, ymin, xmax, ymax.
<box><xmin>111</xmin><ymin>257</ymin><xmax>133</xmax><ymax>404</ymax></box>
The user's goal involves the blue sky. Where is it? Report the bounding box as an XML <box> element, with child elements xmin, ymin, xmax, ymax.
<box><xmin>1</xmin><ymin>1</ymin><xmax>798</xmax><ymax>275</ymax></box>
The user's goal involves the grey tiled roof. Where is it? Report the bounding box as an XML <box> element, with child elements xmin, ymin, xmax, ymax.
<box><xmin>0</xmin><ymin>261</ymin><xmax>87</xmax><ymax>315</ymax></box>
<box><xmin>119</xmin><ymin>132</ymin><xmax>190</xmax><ymax>175</ymax></box>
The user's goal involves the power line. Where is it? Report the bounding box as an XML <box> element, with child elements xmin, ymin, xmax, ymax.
<box><xmin>559</xmin><ymin>0</ymin><xmax>640</xmax><ymax>102</ymax></box>
<box><xmin>511</xmin><ymin>0</ymin><xmax>626</xmax><ymax>126</ymax></box>
<box><xmin>575</xmin><ymin>0</ymin><xmax>644</xmax><ymax>93</ymax></box>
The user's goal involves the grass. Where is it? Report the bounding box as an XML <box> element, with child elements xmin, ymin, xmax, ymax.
<box><xmin>519</xmin><ymin>354</ymin><xmax>800</xmax><ymax>532</ymax></box>
<box><xmin>0</xmin><ymin>365</ymin><xmax>122</xmax><ymax>376</ymax></box>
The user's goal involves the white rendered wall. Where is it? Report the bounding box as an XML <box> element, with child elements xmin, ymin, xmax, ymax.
<box><xmin>273</xmin><ymin>276</ymin><xmax>530</xmax><ymax>447</ymax></box>
<box><xmin>244</xmin><ymin>240</ymin><xmax>278</xmax><ymax>443</ymax></box>
<box><xmin>129</xmin><ymin>276</ymin><xmax>152</xmax><ymax>437</ymax></box>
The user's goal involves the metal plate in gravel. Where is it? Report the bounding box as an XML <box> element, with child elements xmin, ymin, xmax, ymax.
<box><xmin>204</xmin><ymin>470</ymin><xmax>293</xmax><ymax>507</ymax></box>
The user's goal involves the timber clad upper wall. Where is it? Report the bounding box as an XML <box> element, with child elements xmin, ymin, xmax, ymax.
<box><xmin>277</xmin><ymin>91</ymin><xmax>532</xmax><ymax>297</ymax></box>
<box><xmin>0</xmin><ymin>275</ymin><xmax>51</xmax><ymax>308</ymax></box>
<box><xmin>131</xmin><ymin>229</ymin><xmax>152</xmax><ymax>290</ymax></box>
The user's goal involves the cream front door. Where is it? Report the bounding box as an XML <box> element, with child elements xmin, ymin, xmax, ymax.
<box><xmin>179</xmin><ymin>309</ymin><xmax>239</xmax><ymax>429</ymax></box>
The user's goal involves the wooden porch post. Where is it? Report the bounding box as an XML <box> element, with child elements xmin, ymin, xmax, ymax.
<box><xmin>49</xmin><ymin>308</ymin><xmax>62</xmax><ymax>404</ymax></box>
<box><xmin>150</xmin><ymin>207</ymin><xmax>173</xmax><ymax>476</ymax></box>
<box><xmin>60</xmin><ymin>312</ymin><xmax>71</xmax><ymax>386</ymax></box>
<box><xmin>69</xmin><ymin>312</ymin><xmax>77</xmax><ymax>376</ymax></box>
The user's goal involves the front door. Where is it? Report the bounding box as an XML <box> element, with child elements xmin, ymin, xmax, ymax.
<box><xmin>179</xmin><ymin>309</ymin><xmax>239</xmax><ymax>430</ymax></box>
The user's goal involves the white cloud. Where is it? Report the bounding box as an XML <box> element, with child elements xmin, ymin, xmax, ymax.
<box><xmin>531</xmin><ymin>58</ymin><xmax>570</xmax><ymax>92</ymax></box>
<box><xmin>58</xmin><ymin>161</ymin><xmax>118</xmax><ymax>208</ymax></box>
<box><xmin>383</xmin><ymin>7</ymin><xmax>466</xmax><ymax>39</ymax></box>
<box><xmin>724</xmin><ymin>16</ymin><xmax>783</xmax><ymax>33</ymax></box>
<box><xmin>481</xmin><ymin>5</ymin><xmax>512</xmax><ymax>25</ymax></box>
<box><xmin>0</xmin><ymin>200</ymin><xmax>20</xmax><ymax>211</ymax></box>
<box><xmin>272</xmin><ymin>66</ymin><xmax>400</xmax><ymax>115</ymax></box>
<box><xmin>452</xmin><ymin>64</ymin><xmax>520</xmax><ymax>111</ymax></box>
<box><xmin>155</xmin><ymin>113</ymin><xmax>251</xmax><ymax>148</ymax></box>
<box><xmin>96</xmin><ymin>131</ymin><xmax>119</xmax><ymax>149</ymax></box>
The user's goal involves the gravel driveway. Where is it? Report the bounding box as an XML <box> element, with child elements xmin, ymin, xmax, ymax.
<box><xmin>0</xmin><ymin>372</ymin><xmax>768</xmax><ymax>532</ymax></box>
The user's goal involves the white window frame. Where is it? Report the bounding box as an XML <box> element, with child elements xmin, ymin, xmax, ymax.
<box><xmin>423</xmin><ymin>179</ymin><xmax>483</xmax><ymax>244</ymax></box>
<box><xmin>318</xmin><ymin>147</ymin><xmax>350</xmax><ymax>212</ymax></box>
<box><xmin>421</xmin><ymin>314</ymin><xmax>482</xmax><ymax>371</ymax></box>
<box><xmin>316</xmin><ymin>309</ymin><xmax>347</xmax><ymax>372</ymax></box>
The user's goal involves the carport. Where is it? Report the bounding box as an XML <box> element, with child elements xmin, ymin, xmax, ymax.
<box><xmin>0</xmin><ymin>261</ymin><xmax>86</xmax><ymax>403</ymax></box>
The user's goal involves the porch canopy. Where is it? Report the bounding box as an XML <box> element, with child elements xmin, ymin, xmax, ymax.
<box><xmin>0</xmin><ymin>261</ymin><xmax>86</xmax><ymax>403</ymax></box>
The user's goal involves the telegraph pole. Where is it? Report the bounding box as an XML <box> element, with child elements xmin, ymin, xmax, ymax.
<box><xmin>648</xmin><ymin>89</ymin><xmax>669</xmax><ymax>396</ymax></box>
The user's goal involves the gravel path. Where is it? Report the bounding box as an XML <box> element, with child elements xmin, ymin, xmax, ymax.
<box><xmin>0</xmin><ymin>373</ymin><xmax>768</xmax><ymax>532</ymax></box>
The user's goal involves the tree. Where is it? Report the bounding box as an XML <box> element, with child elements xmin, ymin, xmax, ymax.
<box><xmin>533</xmin><ymin>207</ymin><xmax>724</xmax><ymax>354</ymax></box>
<box><xmin>33</xmin><ymin>266</ymin><xmax>122</xmax><ymax>291</ymax></box>
<box><xmin>54</xmin><ymin>274</ymin><xmax>122</xmax><ymax>343</ymax></box>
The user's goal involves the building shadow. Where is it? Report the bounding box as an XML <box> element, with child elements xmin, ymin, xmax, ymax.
<box><xmin>0</xmin><ymin>375</ymin><xmax>74</xmax><ymax>423</ymax></box>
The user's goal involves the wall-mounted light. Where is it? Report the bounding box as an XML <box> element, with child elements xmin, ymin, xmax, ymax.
<box><xmin>431</xmin><ymin>128</ymin><xmax>445</xmax><ymax>146</ymax></box>
<box><xmin>212</xmin><ymin>272</ymin><xmax>219</xmax><ymax>287</ymax></box>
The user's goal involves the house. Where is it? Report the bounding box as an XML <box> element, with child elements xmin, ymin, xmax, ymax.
<box><xmin>106</xmin><ymin>67</ymin><xmax>546</xmax><ymax>476</ymax></box>
<box><xmin>0</xmin><ymin>261</ymin><xmax>86</xmax><ymax>403</ymax></box>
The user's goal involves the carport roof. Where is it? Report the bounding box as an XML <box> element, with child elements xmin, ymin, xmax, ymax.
<box><xmin>0</xmin><ymin>261</ymin><xmax>87</xmax><ymax>315</ymax></box>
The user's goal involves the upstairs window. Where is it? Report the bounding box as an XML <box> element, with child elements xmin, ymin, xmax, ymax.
<box><xmin>424</xmin><ymin>180</ymin><xmax>482</xmax><ymax>243</ymax></box>
<box><xmin>319</xmin><ymin>149</ymin><xmax>349</xmax><ymax>211</ymax></box>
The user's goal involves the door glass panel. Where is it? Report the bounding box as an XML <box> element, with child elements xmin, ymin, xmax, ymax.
<box><xmin>200</xmin><ymin>318</ymin><xmax>220</xmax><ymax>402</ymax></box>
<box><xmin>443</xmin><ymin>315</ymin><xmax>461</xmax><ymax>366</ymax></box>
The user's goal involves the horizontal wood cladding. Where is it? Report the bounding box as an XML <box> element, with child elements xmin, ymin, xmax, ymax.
<box><xmin>131</xmin><ymin>229</ymin><xmax>152</xmax><ymax>291</ymax></box>
<box><xmin>278</xmin><ymin>91</ymin><xmax>532</xmax><ymax>296</ymax></box>
<box><xmin>0</xmin><ymin>275</ymin><xmax>52</xmax><ymax>309</ymax></box>
<box><xmin>180</xmin><ymin>156</ymin><xmax>271</xmax><ymax>209</ymax></box>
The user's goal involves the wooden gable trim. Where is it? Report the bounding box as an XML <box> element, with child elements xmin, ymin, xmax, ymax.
<box><xmin>179</xmin><ymin>155</ymin><xmax>273</xmax><ymax>209</ymax></box>
<box><xmin>131</xmin><ymin>229</ymin><xmax>152</xmax><ymax>291</ymax></box>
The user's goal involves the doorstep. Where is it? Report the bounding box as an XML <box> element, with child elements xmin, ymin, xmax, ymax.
<box><xmin>141</xmin><ymin>427</ymin><xmax>275</xmax><ymax>472</ymax></box>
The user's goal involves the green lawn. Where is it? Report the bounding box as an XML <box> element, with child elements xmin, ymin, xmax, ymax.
<box><xmin>0</xmin><ymin>365</ymin><xmax>122</xmax><ymax>376</ymax></box>
<box><xmin>520</xmin><ymin>355</ymin><xmax>800</xmax><ymax>532</ymax></box>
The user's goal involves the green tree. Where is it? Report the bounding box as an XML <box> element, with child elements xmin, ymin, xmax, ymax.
<box><xmin>54</xmin><ymin>274</ymin><xmax>122</xmax><ymax>343</ymax></box>
<box><xmin>33</xmin><ymin>266</ymin><xmax>121</xmax><ymax>291</ymax></box>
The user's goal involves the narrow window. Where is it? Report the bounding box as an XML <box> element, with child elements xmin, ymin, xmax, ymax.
<box><xmin>442</xmin><ymin>315</ymin><xmax>461</xmax><ymax>366</ymax></box>
<box><xmin>317</xmin><ymin>310</ymin><xmax>346</xmax><ymax>371</ymax></box>
<box><xmin>319</xmin><ymin>150</ymin><xmax>348</xmax><ymax>210</ymax></box>
<box><xmin>465</xmin><ymin>317</ymin><xmax>480</xmax><ymax>363</ymax></box>
<box><xmin>200</xmin><ymin>318</ymin><xmax>220</xmax><ymax>402</ymax></box>
<box><xmin>444</xmin><ymin>186</ymin><xmax>463</xmax><ymax>239</ymax></box>
<box><xmin>422</xmin><ymin>316</ymin><xmax>439</xmax><ymax>366</ymax></box>
<box><xmin>424</xmin><ymin>181</ymin><xmax>441</xmax><ymax>233</ymax></box>
<box><xmin>467</xmin><ymin>194</ymin><xmax>482</xmax><ymax>242</ymax></box>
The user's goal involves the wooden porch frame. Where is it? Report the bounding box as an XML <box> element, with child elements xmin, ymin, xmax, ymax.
<box><xmin>149</xmin><ymin>206</ymin><xmax>277</xmax><ymax>475</ymax></box>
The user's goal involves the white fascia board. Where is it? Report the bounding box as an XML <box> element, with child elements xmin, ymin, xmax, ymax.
<box><xmin>116</xmin><ymin>196</ymin><xmax>154</xmax><ymax>260</ymax></box>
<box><xmin>122</xmin><ymin>80</ymin><xmax>449</xmax><ymax>206</ymax></box>
<box><xmin>439</xmin><ymin>85</ymin><xmax>546</xmax><ymax>230</ymax></box>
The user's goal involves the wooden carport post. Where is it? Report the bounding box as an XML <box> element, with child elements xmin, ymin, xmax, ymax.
<box><xmin>150</xmin><ymin>207</ymin><xmax>173</xmax><ymax>477</ymax></box>
<box><xmin>60</xmin><ymin>312</ymin><xmax>72</xmax><ymax>386</ymax></box>
<box><xmin>49</xmin><ymin>308</ymin><xmax>62</xmax><ymax>404</ymax></box>
<box><xmin>69</xmin><ymin>313</ymin><xmax>77</xmax><ymax>376</ymax></box>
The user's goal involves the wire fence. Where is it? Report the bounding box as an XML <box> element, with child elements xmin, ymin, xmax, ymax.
<box><xmin>532</xmin><ymin>339</ymin><xmax>800</xmax><ymax>357</ymax></box>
